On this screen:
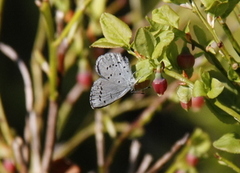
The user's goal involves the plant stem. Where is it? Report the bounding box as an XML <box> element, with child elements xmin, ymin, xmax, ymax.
<box><xmin>53</xmin><ymin>124</ymin><xmax>95</xmax><ymax>160</ymax></box>
<box><xmin>57</xmin><ymin>84</ymin><xmax>85</xmax><ymax>137</ymax></box>
<box><xmin>53</xmin><ymin>0</ymin><xmax>92</xmax><ymax>47</ymax></box>
<box><xmin>191</xmin><ymin>0</ymin><xmax>233</xmax><ymax>61</ymax></box>
<box><xmin>0</xmin><ymin>97</ymin><xmax>13</xmax><ymax>146</ymax></box>
<box><xmin>217</xmin><ymin>17</ymin><xmax>240</xmax><ymax>56</ymax></box>
<box><xmin>42</xmin><ymin>101</ymin><xmax>58</xmax><ymax>173</ymax></box>
<box><xmin>95</xmin><ymin>110</ymin><xmax>105</xmax><ymax>173</ymax></box>
<box><xmin>40</xmin><ymin>1</ymin><xmax>59</xmax><ymax>173</ymax></box>
<box><xmin>215</xmin><ymin>153</ymin><xmax>240</xmax><ymax>173</ymax></box>
<box><xmin>190</xmin><ymin>39</ymin><xmax>228</xmax><ymax>77</ymax></box>
<box><xmin>214</xmin><ymin>99</ymin><xmax>240</xmax><ymax>123</ymax></box>
<box><xmin>164</xmin><ymin>68</ymin><xmax>194</xmax><ymax>88</ymax></box>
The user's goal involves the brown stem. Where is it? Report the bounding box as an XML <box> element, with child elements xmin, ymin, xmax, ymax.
<box><xmin>42</xmin><ymin>100</ymin><xmax>58</xmax><ymax>173</ymax></box>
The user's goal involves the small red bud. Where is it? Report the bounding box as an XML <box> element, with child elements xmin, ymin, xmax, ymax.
<box><xmin>186</xmin><ymin>153</ymin><xmax>199</xmax><ymax>166</ymax></box>
<box><xmin>77</xmin><ymin>72</ymin><xmax>93</xmax><ymax>89</ymax></box>
<box><xmin>3</xmin><ymin>159</ymin><xmax>16</xmax><ymax>173</ymax></box>
<box><xmin>177</xmin><ymin>49</ymin><xmax>195</xmax><ymax>70</ymax></box>
<box><xmin>191</xmin><ymin>96</ymin><xmax>204</xmax><ymax>111</ymax></box>
<box><xmin>180</xmin><ymin>99</ymin><xmax>192</xmax><ymax>111</ymax></box>
<box><xmin>175</xmin><ymin>170</ymin><xmax>187</xmax><ymax>173</ymax></box>
<box><xmin>152</xmin><ymin>72</ymin><xmax>167</xmax><ymax>96</ymax></box>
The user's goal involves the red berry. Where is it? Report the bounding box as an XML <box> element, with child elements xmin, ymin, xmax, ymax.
<box><xmin>152</xmin><ymin>72</ymin><xmax>167</xmax><ymax>96</ymax></box>
<box><xmin>175</xmin><ymin>170</ymin><xmax>186</xmax><ymax>173</ymax></box>
<box><xmin>3</xmin><ymin>159</ymin><xmax>16</xmax><ymax>172</ymax></box>
<box><xmin>180</xmin><ymin>99</ymin><xmax>192</xmax><ymax>111</ymax></box>
<box><xmin>186</xmin><ymin>153</ymin><xmax>199</xmax><ymax>166</ymax></box>
<box><xmin>191</xmin><ymin>96</ymin><xmax>204</xmax><ymax>111</ymax></box>
<box><xmin>177</xmin><ymin>53</ymin><xmax>195</xmax><ymax>70</ymax></box>
<box><xmin>77</xmin><ymin>72</ymin><xmax>93</xmax><ymax>88</ymax></box>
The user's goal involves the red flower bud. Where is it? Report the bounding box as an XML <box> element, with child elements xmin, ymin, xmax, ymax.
<box><xmin>177</xmin><ymin>47</ymin><xmax>195</xmax><ymax>70</ymax></box>
<box><xmin>191</xmin><ymin>96</ymin><xmax>205</xmax><ymax>111</ymax></box>
<box><xmin>186</xmin><ymin>153</ymin><xmax>199</xmax><ymax>166</ymax></box>
<box><xmin>152</xmin><ymin>72</ymin><xmax>167</xmax><ymax>96</ymax></box>
<box><xmin>180</xmin><ymin>99</ymin><xmax>192</xmax><ymax>111</ymax></box>
<box><xmin>77</xmin><ymin>72</ymin><xmax>93</xmax><ymax>89</ymax></box>
<box><xmin>175</xmin><ymin>170</ymin><xmax>187</xmax><ymax>173</ymax></box>
<box><xmin>3</xmin><ymin>159</ymin><xmax>16</xmax><ymax>173</ymax></box>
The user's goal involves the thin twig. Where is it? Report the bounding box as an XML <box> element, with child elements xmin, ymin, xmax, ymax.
<box><xmin>42</xmin><ymin>101</ymin><xmax>58</xmax><ymax>173</ymax></box>
<box><xmin>53</xmin><ymin>123</ymin><xmax>95</xmax><ymax>160</ymax></box>
<box><xmin>0</xmin><ymin>42</ymin><xmax>33</xmax><ymax>112</ymax></box>
<box><xmin>29</xmin><ymin>111</ymin><xmax>42</xmax><ymax>173</ymax></box>
<box><xmin>128</xmin><ymin>140</ymin><xmax>141</xmax><ymax>173</ymax></box>
<box><xmin>12</xmin><ymin>137</ymin><xmax>28</xmax><ymax>173</ymax></box>
<box><xmin>146</xmin><ymin>134</ymin><xmax>189</xmax><ymax>173</ymax></box>
<box><xmin>0</xmin><ymin>97</ymin><xmax>13</xmax><ymax>146</ymax></box>
<box><xmin>135</xmin><ymin>154</ymin><xmax>153</xmax><ymax>173</ymax></box>
<box><xmin>215</xmin><ymin>153</ymin><xmax>240</xmax><ymax>173</ymax></box>
<box><xmin>57</xmin><ymin>83</ymin><xmax>85</xmax><ymax>137</ymax></box>
<box><xmin>95</xmin><ymin>110</ymin><xmax>105</xmax><ymax>173</ymax></box>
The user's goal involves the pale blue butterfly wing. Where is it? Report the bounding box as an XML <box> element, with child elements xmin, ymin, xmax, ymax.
<box><xmin>90</xmin><ymin>53</ymin><xmax>136</xmax><ymax>109</ymax></box>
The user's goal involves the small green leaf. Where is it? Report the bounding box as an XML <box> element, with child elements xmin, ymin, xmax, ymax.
<box><xmin>163</xmin><ymin>42</ymin><xmax>179</xmax><ymax>69</ymax></box>
<box><xmin>207</xmin><ymin>78</ymin><xmax>224</xmax><ymax>98</ymax></box>
<box><xmin>193</xmin><ymin>25</ymin><xmax>209</xmax><ymax>46</ymax></box>
<box><xmin>100</xmin><ymin>13</ymin><xmax>132</xmax><ymax>47</ymax></box>
<box><xmin>152</xmin><ymin>30</ymin><xmax>174</xmax><ymax>59</ymax></box>
<box><xmin>228</xmin><ymin>67</ymin><xmax>240</xmax><ymax>83</ymax></box>
<box><xmin>135</xmin><ymin>59</ymin><xmax>154</xmax><ymax>82</ymax></box>
<box><xmin>193</xmin><ymin>80</ymin><xmax>207</xmax><ymax>97</ymax></box>
<box><xmin>177</xmin><ymin>85</ymin><xmax>192</xmax><ymax>103</ymax></box>
<box><xmin>146</xmin><ymin>17</ymin><xmax>170</xmax><ymax>36</ymax></box>
<box><xmin>221</xmin><ymin>0</ymin><xmax>240</xmax><ymax>18</ymax></box>
<box><xmin>91</xmin><ymin>38</ymin><xmax>123</xmax><ymax>48</ymax></box>
<box><xmin>152</xmin><ymin>5</ymin><xmax>179</xmax><ymax>28</ymax></box>
<box><xmin>103</xmin><ymin>115</ymin><xmax>116</xmax><ymax>138</ymax></box>
<box><xmin>205</xmin><ymin>99</ymin><xmax>236</xmax><ymax>124</ymax></box>
<box><xmin>213</xmin><ymin>133</ymin><xmax>240</xmax><ymax>154</ymax></box>
<box><xmin>201</xmin><ymin>0</ymin><xmax>228</xmax><ymax>16</ymax></box>
<box><xmin>201</xmin><ymin>70</ymin><xmax>211</xmax><ymax>87</ymax></box>
<box><xmin>189</xmin><ymin>128</ymin><xmax>211</xmax><ymax>156</ymax></box>
<box><xmin>134</xmin><ymin>28</ymin><xmax>155</xmax><ymax>58</ymax></box>
<box><xmin>163</xmin><ymin>0</ymin><xmax>189</xmax><ymax>4</ymax></box>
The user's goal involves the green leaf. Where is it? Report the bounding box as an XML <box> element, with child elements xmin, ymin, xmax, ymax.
<box><xmin>176</xmin><ymin>85</ymin><xmax>192</xmax><ymax>103</ymax></box>
<box><xmin>134</xmin><ymin>28</ymin><xmax>155</xmax><ymax>58</ymax></box>
<box><xmin>207</xmin><ymin>78</ymin><xmax>224</xmax><ymax>98</ymax></box>
<box><xmin>201</xmin><ymin>70</ymin><xmax>211</xmax><ymax>87</ymax></box>
<box><xmin>89</xmin><ymin>0</ymin><xmax>107</xmax><ymax>19</ymax></box>
<box><xmin>201</xmin><ymin>0</ymin><xmax>230</xmax><ymax>17</ymax></box>
<box><xmin>146</xmin><ymin>17</ymin><xmax>170</xmax><ymax>36</ymax></box>
<box><xmin>152</xmin><ymin>5</ymin><xmax>179</xmax><ymax>28</ymax></box>
<box><xmin>227</xmin><ymin>67</ymin><xmax>240</xmax><ymax>83</ymax></box>
<box><xmin>213</xmin><ymin>133</ymin><xmax>240</xmax><ymax>153</ymax></box>
<box><xmin>152</xmin><ymin>30</ymin><xmax>175</xmax><ymax>59</ymax></box>
<box><xmin>189</xmin><ymin>128</ymin><xmax>211</xmax><ymax>156</ymax></box>
<box><xmin>193</xmin><ymin>80</ymin><xmax>208</xmax><ymax>97</ymax></box>
<box><xmin>205</xmin><ymin>99</ymin><xmax>237</xmax><ymax>124</ymax></box>
<box><xmin>91</xmin><ymin>38</ymin><xmax>123</xmax><ymax>48</ymax></box>
<box><xmin>193</xmin><ymin>25</ymin><xmax>209</xmax><ymax>46</ymax></box>
<box><xmin>221</xmin><ymin>0</ymin><xmax>240</xmax><ymax>18</ymax></box>
<box><xmin>135</xmin><ymin>59</ymin><xmax>154</xmax><ymax>82</ymax></box>
<box><xmin>100</xmin><ymin>13</ymin><xmax>132</xmax><ymax>47</ymax></box>
<box><xmin>163</xmin><ymin>0</ymin><xmax>189</xmax><ymax>5</ymax></box>
<box><xmin>164</xmin><ymin>42</ymin><xmax>179</xmax><ymax>69</ymax></box>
